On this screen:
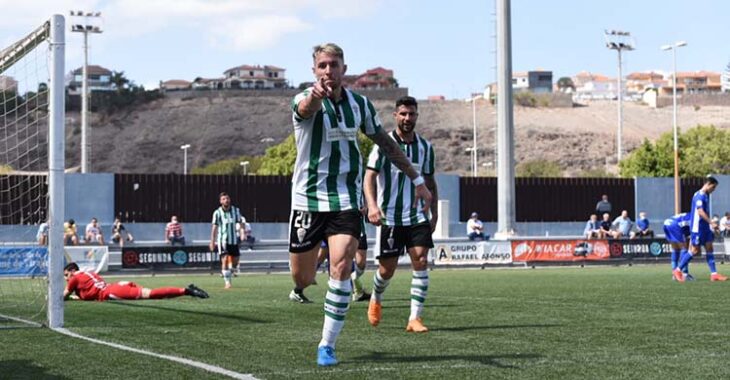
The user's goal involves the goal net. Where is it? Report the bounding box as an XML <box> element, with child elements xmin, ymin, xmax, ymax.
<box><xmin>0</xmin><ymin>16</ymin><xmax>65</xmax><ymax>328</ymax></box>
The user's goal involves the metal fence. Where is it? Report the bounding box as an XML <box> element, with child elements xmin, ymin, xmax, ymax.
<box><xmin>114</xmin><ymin>174</ymin><xmax>291</xmax><ymax>223</ymax></box>
<box><xmin>460</xmin><ymin>176</ymin><xmax>711</xmax><ymax>222</ymax></box>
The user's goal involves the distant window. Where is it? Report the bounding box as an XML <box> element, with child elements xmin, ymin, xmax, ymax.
<box><xmin>537</xmin><ymin>75</ymin><xmax>551</xmax><ymax>81</ymax></box>
<box><xmin>274</xmin><ymin>72</ymin><xmax>278</xmax><ymax>78</ymax></box>
<box><xmin>512</xmin><ymin>79</ymin><xmax>517</xmax><ymax>84</ymax></box>
<box><xmin>250</xmin><ymin>71</ymin><xmax>254</xmax><ymax>76</ymax></box>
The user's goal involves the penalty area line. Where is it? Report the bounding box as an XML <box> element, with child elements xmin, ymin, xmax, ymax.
<box><xmin>53</xmin><ymin>327</ymin><xmax>258</xmax><ymax>380</ymax></box>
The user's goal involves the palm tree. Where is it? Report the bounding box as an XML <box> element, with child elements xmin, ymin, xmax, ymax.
<box><xmin>110</xmin><ymin>71</ymin><xmax>130</xmax><ymax>93</ymax></box>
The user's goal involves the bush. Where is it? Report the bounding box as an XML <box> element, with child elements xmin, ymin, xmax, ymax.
<box><xmin>516</xmin><ymin>159</ymin><xmax>562</xmax><ymax>177</ymax></box>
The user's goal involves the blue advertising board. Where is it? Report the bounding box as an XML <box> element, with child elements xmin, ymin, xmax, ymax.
<box><xmin>0</xmin><ymin>247</ymin><xmax>48</xmax><ymax>277</ymax></box>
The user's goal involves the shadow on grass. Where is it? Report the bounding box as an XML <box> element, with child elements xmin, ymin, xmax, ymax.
<box><xmin>0</xmin><ymin>360</ymin><xmax>68</xmax><ymax>379</ymax></box>
<box><xmin>105</xmin><ymin>301</ymin><xmax>269</xmax><ymax>324</ymax></box>
<box><xmin>348</xmin><ymin>352</ymin><xmax>541</xmax><ymax>369</ymax></box>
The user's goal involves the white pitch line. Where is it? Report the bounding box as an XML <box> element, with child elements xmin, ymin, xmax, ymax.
<box><xmin>0</xmin><ymin>312</ymin><xmax>43</xmax><ymax>328</ymax></box>
<box><xmin>53</xmin><ymin>327</ymin><xmax>258</xmax><ymax>380</ymax></box>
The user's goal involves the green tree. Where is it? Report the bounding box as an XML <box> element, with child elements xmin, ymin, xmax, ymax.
<box><xmin>111</xmin><ymin>71</ymin><xmax>130</xmax><ymax>92</ymax></box>
<box><xmin>619</xmin><ymin>125</ymin><xmax>730</xmax><ymax>177</ymax></box>
<box><xmin>516</xmin><ymin>159</ymin><xmax>563</xmax><ymax>177</ymax></box>
<box><xmin>258</xmin><ymin>132</ymin><xmax>376</xmax><ymax>176</ymax></box>
<box><xmin>191</xmin><ymin>155</ymin><xmax>262</xmax><ymax>175</ymax></box>
<box><xmin>557</xmin><ymin>77</ymin><xmax>575</xmax><ymax>92</ymax></box>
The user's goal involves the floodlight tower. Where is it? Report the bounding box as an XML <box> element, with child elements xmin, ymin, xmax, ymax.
<box><xmin>604</xmin><ymin>30</ymin><xmax>635</xmax><ymax>162</ymax></box>
<box><xmin>661</xmin><ymin>41</ymin><xmax>687</xmax><ymax>214</ymax></box>
<box><xmin>70</xmin><ymin>11</ymin><xmax>103</xmax><ymax>173</ymax></box>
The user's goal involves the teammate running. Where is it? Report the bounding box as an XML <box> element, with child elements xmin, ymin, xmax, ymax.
<box><xmin>364</xmin><ymin>96</ymin><xmax>438</xmax><ymax>333</ymax></box>
<box><xmin>63</xmin><ymin>262</ymin><xmax>208</xmax><ymax>301</ymax></box>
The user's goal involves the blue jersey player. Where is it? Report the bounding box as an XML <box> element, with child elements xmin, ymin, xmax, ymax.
<box><xmin>673</xmin><ymin>176</ymin><xmax>727</xmax><ymax>282</ymax></box>
<box><xmin>663</xmin><ymin>213</ymin><xmax>694</xmax><ymax>281</ymax></box>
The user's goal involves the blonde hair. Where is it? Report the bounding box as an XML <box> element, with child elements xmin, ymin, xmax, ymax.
<box><xmin>312</xmin><ymin>43</ymin><xmax>344</xmax><ymax>62</ymax></box>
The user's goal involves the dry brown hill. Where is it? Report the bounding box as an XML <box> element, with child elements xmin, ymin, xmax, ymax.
<box><xmin>66</xmin><ymin>95</ymin><xmax>730</xmax><ymax>175</ymax></box>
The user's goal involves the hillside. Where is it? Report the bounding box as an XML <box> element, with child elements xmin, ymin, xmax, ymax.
<box><xmin>64</xmin><ymin>95</ymin><xmax>730</xmax><ymax>175</ymax></box>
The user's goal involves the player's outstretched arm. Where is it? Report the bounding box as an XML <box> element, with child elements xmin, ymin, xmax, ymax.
<box><xmin>369</xmin><ymin>129</ymin><xmax>432</xmax><ymax>214</ymax></box>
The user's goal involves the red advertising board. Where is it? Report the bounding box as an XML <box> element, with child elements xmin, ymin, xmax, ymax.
<box><xmin>511</xmin><ymin>239</ymin><xmax>611</xmax><ymax>262</ymax></box>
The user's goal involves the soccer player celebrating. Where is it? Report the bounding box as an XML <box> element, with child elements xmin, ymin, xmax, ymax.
<box><xmin>288</xmin><ymin>43</ymin><xmax>431</xmax><ymax>366</ymax></box>
<box><xmin>209</xmin><ymin>192</ymin><xmax>246</xmax><ymax>289</ymax></box>
<box><xmin>663</xmin><ymin>213</ymin><xmax>694</xmax><ymax>281</ymax></box>
<box><xmin>673</xmin><ymin>176</ymin><xmax>727</xmax><ymax>282</ymax></box>
<box><xmin>364</xmin><ymin>96</ymin><xmax>438</xmax><ymax>333</ymax></box>
<box><xmin>63</xmin><ymin>262</ymin><xmax>208</xmax><ymax>301</ymax></box>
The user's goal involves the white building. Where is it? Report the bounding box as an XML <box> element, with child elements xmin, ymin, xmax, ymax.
<box><xmin>222</xmin><ymin>65</ymin><xmax>287</xmax><ymax>89</ymax></box>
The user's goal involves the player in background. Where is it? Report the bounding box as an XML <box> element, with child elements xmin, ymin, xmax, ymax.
<box><xmin>63</xmin><ymin>262</ymin><xmax>208</xmax><ymax>301</ymax></box>
<box><xmin>364</xmin><ymin>96</ymin><xmax>438</xmax><ymax>333</ymax></box>
<box><xmin>288</xmin><ymin>43</ymin><xmax>431</xmax><ymax>366</ymax></box>
<box><xmin>663</xmin><ymin>213</ymin><xmax>694</xmax><ymax>281</ymax></box>
<box><xmin>209</xmin><ymin>192</ymin><xmax>245</xmax><ymax>289</ymax></box>
<box><xmin>673</xmin><ymin>176</ymin><xmax>728</xmax><ymax>282</ymax></box>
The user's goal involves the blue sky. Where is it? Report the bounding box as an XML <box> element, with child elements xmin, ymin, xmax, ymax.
<box><xmin>1</xmin><ymin>0</ymin><xmax>728</xmax><ymax>99</ymax></box>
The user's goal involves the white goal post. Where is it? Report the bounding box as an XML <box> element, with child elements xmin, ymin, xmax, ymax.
<box><xmin>0</xmin><ymin>14</ymin><xmax>65</xmax><ymax>328</ymax></box>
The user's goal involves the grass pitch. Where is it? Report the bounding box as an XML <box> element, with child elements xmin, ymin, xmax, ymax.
<box><xmin>3</xmin><ymin>265</ymin><xmax>730</xmax><ymax>379</ymax></box>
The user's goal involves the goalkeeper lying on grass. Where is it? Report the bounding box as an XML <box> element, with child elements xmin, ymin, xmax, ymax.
<box><xmin>63</xmin><ymin>262</ymin><xmax>208</xmax><ymax>301</ymax></box>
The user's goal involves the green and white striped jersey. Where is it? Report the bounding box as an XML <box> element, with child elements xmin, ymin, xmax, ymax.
<box><xmin>290</xmin><ymin>88</ymin><xmax>382</xmax><ymax>212</ymax></box>
<box><xmin>212</xmin><ymin>206</ymin><xmax>243</xmax><ymax>245</ymax></box>
<box><xmin>367</xmin><ymin>130</ymin><xmax>435</xmax><ymax>226</ymax></box>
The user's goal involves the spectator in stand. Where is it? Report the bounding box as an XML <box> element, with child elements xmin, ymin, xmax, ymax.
<box><xmin>165</xmin><ymin>215</ymin><xmax>185</xmax><ymax>246</ymax></box>
<box><xmin>599</xmin><ymin>213</ymin><xmax>612</xmax><ymax>239</ymax></box>
<box><xmin>583</xmin><ymin>214</ymin><xmax>601</xmax><ymax>239</ymax></box>
<box><xmin>37</xmin><ymin>221</ymin><xmax>49</xmax><ymax>245</ymax></box>
<box><xmin>631</xmin><ymin>211</ymin><xmax>654</xmax><ymax>239</ymax></box>
<box><xmin>611</xmin><ymin>210</ymin><xmax>633</xmax><ymax>239</ymax></box>
<box><xmin>466</xmin><ymin>212</ymin><xmax>488</xmax><ymax>241</ymax></box>
<box><xmin>719</xmin><ymin>212</ymin><xmax>730</xmax><ymax>237</ymax></box>
<box><xmin>595</xmin><ymin>194</ymin><xmax>612</xmax><ymax>216</ymax></box>
<box><xmin>242</xmin><ymin>217</ymin><xmax>255</xmax><ymax>250</ymax></box>
<box><xmin>84</xmin><ymin>217</ymin><xmax>105</xmax><ymax>245</ymax></box>
<box><xmin>63</xmin><ymin>219</ymin><xmax>78</xmax><ymax>246</ymax></box>
<box><xmin>111</xmin><ymin>217</ymin><xmax>134</xmax><ymax>247</ymax></box>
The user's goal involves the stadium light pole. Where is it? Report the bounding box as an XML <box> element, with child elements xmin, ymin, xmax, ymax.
<box><xmin>70</xmin><ymin>11</ymin><xmax>102</xmax><ymax>173</ymax></box>
<box><xmin>662</xmin><ymin>40</ymin><xmax>687</xmax><ymax>215</ymax></box>
<box><xmin>180</xmin><ymin>144</ymin><xmax>191</xmax><ymax>174</ymax></box>
<box><xmin>240</xmin><ymin>161</ymin><xmax>249</xmax><ymax>175</ymax></box>
<box><xmin>604</xmin><ymin>30</ymin><xmax>634</xmax><ymax>163</ymax></box>
<box><xmin>496</xmin><ymin>0</ymin><xmax>516</xmax><ymax>236</ymax></box>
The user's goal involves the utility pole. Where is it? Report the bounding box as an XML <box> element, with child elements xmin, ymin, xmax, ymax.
<box><xmin>70</xmin><ymin>11</ymin><xmax>103</xmax><ymax>173</ymax></box>
<box><xmin>662</xmin><ymin>41</ymin><xmax>687</xmax><ymax>214</ymax></box>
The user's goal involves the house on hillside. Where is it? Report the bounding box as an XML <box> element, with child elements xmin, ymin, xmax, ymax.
<box><xmin>573</xmin><ymin>71</ymin><xmax>617</xmax><ymax>100</ymax></box>
<box><xmin>160</xmin><ymin>79</ymin><xmax>191</xmax><ymax>91</ymax></box>
<box><xmin>66</xmin><ymin>65</ymin><xmax>114</xmax><ymax>95</ymax></box>
<box><xmin>0</xmin><ymin>75</ymin><xmax>18</xmax><ymax>92</ymax></box>
<box><xmin>660</xmin><ymin>71</ymin><xmax>722</xmax><ymax>95</ymax></box>
<box><xmin>222</xmin><ymin>64</ymin><xmax>287</xmax><ymax>89</ymax></box>
<box><xmin>512</xmin><ymin>71</ymin><xmax>553</xmax><ymax>93</ymax></box>
<box><xmin>343</xmin><ymin>67</ymin><xmax>397</xmax><ymax>89</ymax></box>
<box><xmin>626</xmin><ymin>71</ymin><xmax>666</xmax><ymax>96</ymax></box>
